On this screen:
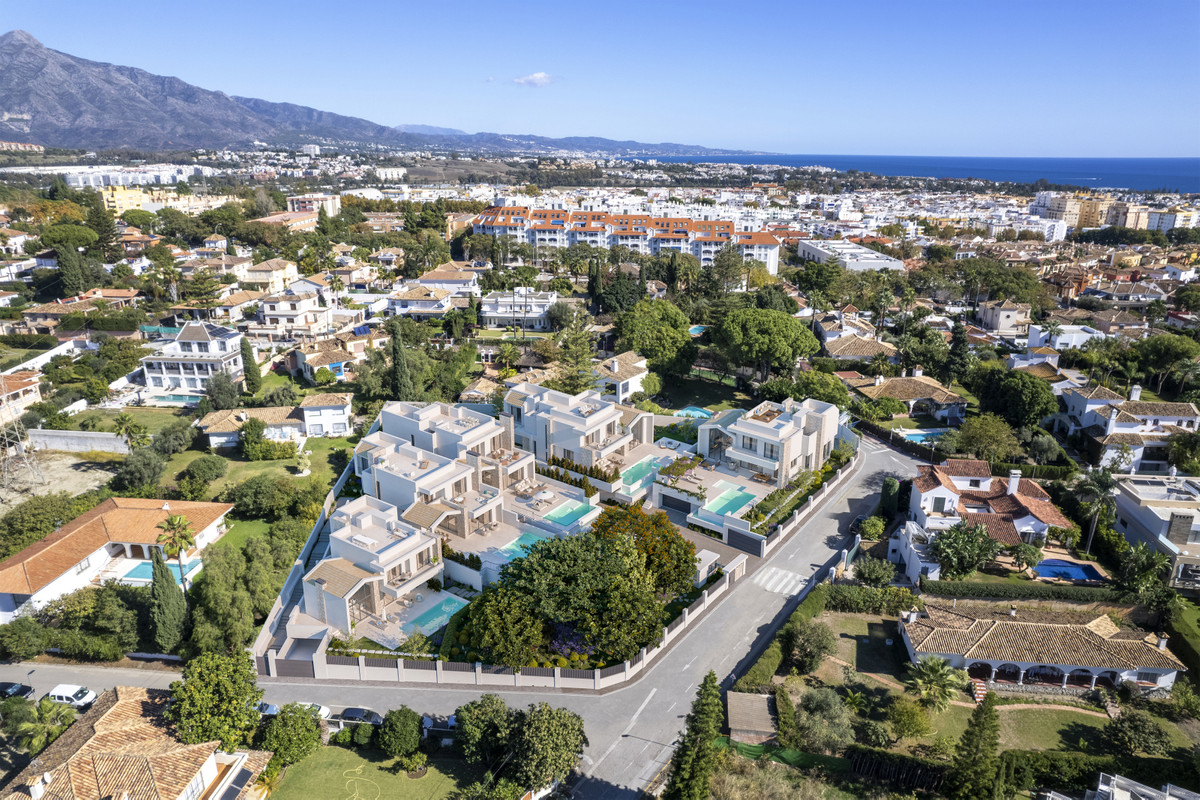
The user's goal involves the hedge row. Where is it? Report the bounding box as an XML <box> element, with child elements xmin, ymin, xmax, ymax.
<box><xmin>0</xmin><ymin>333</ymin><xmax>56</xmax><ymax>350</ymax></box>
<box><xmin>997</xmin><ymin>750</ymin><xmax>1197</xmax><ymax>795</ymax></box>
<box><xmin>990</xmin><ymin>461</ymin><xmax>1077</xmax><ymax>481</ymax></box>
<box><xmin>536</xmin><ymin>464</ymin><xmax>598</xmax><ymax>497</ymax></box>
<box><xmin>844</xmin><ymin>745</ymin><xmax>947</xmax><ymax>792</ymax></box>
<box><xmin>733</xmin><ymin>584</ymin><xmax>828</xmax><ymax>692</ymax></box>
<box><xmin>920</xmin><ymin>578</ymin><xmax>1120</xmax><ymax>603</ymax></box>
<box><xmin>437</xmin><ymin>603</ymin><xmax>473</xmax><ymax>661</ymax></box>
<box><xmin>826</xmin><ymin>584</ymin><xmax>922</xmax><ymax>616</ymax></box>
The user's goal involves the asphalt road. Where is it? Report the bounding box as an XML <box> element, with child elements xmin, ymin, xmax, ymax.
<box><xmin>0</xmin><ymin>438</ymin><xmax>919</xmax><ymax>799</ymax></box>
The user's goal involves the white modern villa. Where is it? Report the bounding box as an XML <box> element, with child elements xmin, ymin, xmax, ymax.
<box><xmin>697</xmin><ymin>398</ymin><xmax>840</xmax><ymax>489</ymax></box>
<box><xmin>139</xmin><ymin>321</ymin><xmax>244</xmax><ymax>403</ymax></box>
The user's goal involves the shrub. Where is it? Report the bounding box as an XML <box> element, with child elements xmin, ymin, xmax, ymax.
<box><xmin>887</xmin><ymin>698</ymin><xmax>931</xmax><ymax>741</ymax></box>
<box><xmin>0</xmin><ymin>616</ymin><xmax>47</xmax><ymax>660</ymax></box>
<box><xmin>51</xmin><ymin>629</ymin><xmax>124</xmax><ymax>661</ymax></box>
<box><xmin>427</xmin><ymin>577</ymin><xmax>442</xmax><ymax>592</ymax></box>
<box><xmin>330</xmin><ymin>727</ymin><xmax>353</xmax><ymax>746</ymax></box>
<box><xmin>352</xmin><ymin>722</ymin><xmax>374</xmax><ymax>748</ymax></box>
<box><xmin>826</xmin><ymin>584</ymin><xmax>921</xmax><ymax>616</ymax></box>
<box><xmin>182</xmin><ymin>454</ymin><xmax>228</xmax><ymax>483</ymax></box>
<box><xmin>733</xmin><ymin>585</ymin><xmax>827</xmax><ymax>692</ymax></box>
<box><xmin>113</xmin><ymin>449</ymin><xmax>165</xmax><ymax>491</ymax></box>
<box><xmin>920</xmin><ymin>579</ymin><xmax>1119</xmax><ymax>602</ymax></box>
<box><xmin>377</xmin><ymin>706</ymin><xmax>421</xmax><ymax>757</ymax></box>
<box><xmin>396</xmin><ymin>751</ymin><xmax>428</xmax><ymax>773</ymax></box>
<box><xmin>793</xmin><ymin>687</ymin><xmax>853</xmax><ymax>754</ymax></box>
<box><xmin>858</xmin><ymin>516</ymin><xmax>886</xmax><ymax>540</ymax></box>
<box><xmin>774</xmin><ymin>685</ymin><xmax>796</xmax><ymax>748</ymax></box>
<box><xmin>857</xmin><ymin>720</ymin><xmax>891</xmax><ymax>748</ymax></box>
<box><xmin>536</xmin><ymin>464</ymin><xmax>598</xmax><ymax>497</ymax></box>
<box><xmin>881</xmin><ymin>477</ymin><xmax>900</xmax><ymax>517</ymax></box>
<box><xmin>260</xmin><ymin>703</ymin><xmax>321</xmax><ymax>766</ymax></box>
<box><xmin>1100</xmin><ymin>709</ymin><xmax>1172</xmax><ymax>755</ymax></box>
<box><xmin>781</xmin><ymin>617</ymin><xmax>836</xmax><ymax>674</ymax></box>
<box><xmin>152</xmin><ymin>418</ymin><xmax>197</xmax><ymax>457</ymax></box>
<box><xmin>855</xmin><ymin>556</ymin><xmax>895</xmax><ymax>588</ymax></box>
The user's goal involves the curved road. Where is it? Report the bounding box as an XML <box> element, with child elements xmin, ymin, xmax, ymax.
<box><xmin>0</xmin><ymin>439</ymin><xmax>918</xmax><ymax>799</ymax></box>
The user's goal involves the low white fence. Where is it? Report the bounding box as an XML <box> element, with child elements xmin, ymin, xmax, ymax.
<box><xmin>29</xmin><ymin>429</ymin><xmax>130</xmax><ymax>454</ymax></box>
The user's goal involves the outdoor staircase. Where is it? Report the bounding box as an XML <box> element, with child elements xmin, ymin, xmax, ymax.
<box><xmin>971</xmin><ymin>679</ymin><xmax>988</xmax><ymax>705</ymax></box>
<box><xmin>304</xmin><ymin>527</ymin><xmax>331</xmax><ymax>570</ymax></box>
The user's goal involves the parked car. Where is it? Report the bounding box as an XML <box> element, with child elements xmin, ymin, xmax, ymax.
<box><xmin>256</xmin><ymin>702</ymin><xmax>281</xmax><ymax>717</ymax></box>
<box><xmin>307</xmin><ymin>703</ymin><xmax>332</xmax><ymax>720</ymax></box>
<box><xmin>339</xmin><ymin>707</ymin><xmax>384</xmax><ymax>725</ymax></box>
<box><xmin>849</xmin><ymin>515</ymin><xmax>868</xmax><ymax>535</ymax></box>
<box><xmin>0</xmin><ymin>683</ymin><xmax>34</xmax><ymax>700</ymax></box>
<box><xmin>47</xmin><ymin>684</ymin><xmax>96</xmax><ymax>709</ymax></box>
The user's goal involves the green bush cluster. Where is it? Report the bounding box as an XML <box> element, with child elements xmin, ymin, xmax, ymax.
<box><xmin>734</xmin><ymin>585</ymin><xmax>828</xmax><ymax>692</ymax></box>
<box><xmin>826</xmin><ymin>584</ymin><xmax>921</xmax><ymax>616</ymax></box>
<box><xmin>545</xmin><ymin>453</ymin><xmax>620</xmax><ymax>483</ymax></box>
<box><xmin>920</xmin><ymin>579</ymin><xmax>1119</xmax><ymax>602</ymax></box>
<box><xmin>0</xmin><ymin>333</ymin><xmax>57</xmax><ymax>349</ymax></box>
<box><xmin>774</xmin><ymin>685</ymin><xmax>796</xmax><ymax>748</ymax></box>
<box><xmin>536</xmin><ymin>464</ymin><xmax>598</xmax><ymax>497</ymax></box>
<box><xmin>441</xmin><ymin>541</ymin><xmax>483</xmax><ymax>571</ymax></box>
<box><xmin>990</xmin><ymin>461</ymin><xmax>1077</xmax><ymax>481</ymax></box>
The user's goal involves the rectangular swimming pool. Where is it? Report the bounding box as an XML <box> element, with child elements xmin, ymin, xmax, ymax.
<box><xmin>403</xmin><ymin>595</ymin><xmax>469</xmax><ymax>635</ymax></box>
<box><xmin>704</xmin><ymin>480</ymin><xmax>756</xmax><ymax>517</ymax></box>
<box><xmin>497</xmin><ymin>531</ymin><xmax>550</xmax><ymax>561</ymax></box>
<box><xmin>122</xmin><ymin>558</ymin><xmax>201</xmax><ymax>585</ymax></box>
<box><xmin>622</xmin><ymin>455</ymin><xmax>667</xmax><ymax>487</ymax></box>
<box><xmin>1035</xmin><ymin>559</ymin><xmax>1105</xmax><ymax>582</ymax></box>
<box><xmin>905</xmin><ymin>431</ymin><xmax>945</xmax><ymax>443</ymax></box>
<box><xmin>544</xmin><ymin>499</ymin><xmax>592</xmax><ymax>527</ymax></box>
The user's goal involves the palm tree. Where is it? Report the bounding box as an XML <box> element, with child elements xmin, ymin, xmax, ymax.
<box><xmin>1172</xmin><ymin>358</ymin><xmax>1200</xmax><ymax>394</ymax></box>
<box><xmin>15</xmin><ymin>698</ymin><xmax>75</xmax><ymax>755</ymax></box>
<box><xmin>156</xmin><ymin>514</ymin><xmax>197</xmax><ymax>595</ymax></box>
<box><xmin>1076</xmin><ymin>468</ymin><xmax>1118</xmax><ymax>555</ymax></box>
<box><xmin>112</xmin><ymin>412</ymin><xmax>136</xmax><ymax>442</ymax></box>
<box><xmin>1040</xmin><ymin>319</ymin><xmax>1063</xmax><ymax>347</ymax></box>
<box><xmin>327</xmin><ymin>274</ymin><xmax>345</xmax><ymax>308</ymax></box>
<box><xmin>842</xmin><ymin>689</ymin><xmax>867</xmax><ymax>716</ymax></box>
<box><xmin>904</xmin><ymin>656</ymin><xmax>967</xmax><ymax>712</ymax></box>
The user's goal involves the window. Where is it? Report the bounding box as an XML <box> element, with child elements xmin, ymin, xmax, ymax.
<box><xmin>969</xmin><ymin>479</ymin><xmax>980</xmax><ymax>488</ymax></box>
<box><xmin>933</xmin><ymin>497</ymin><xmax>947</xmax><ymax>513</ymax></box>
<box><xmin>75</xmin><ymin>556</ymin><xmax>90</xmax><ymax>574</ymax></box>
<box><xmin>197</xmin><ymin>342</ymin><xmax>209</xmax><ymax>353</ymax></box>
<box><xmin>180</xmin><ymin>342</ymin><xmax>192</xmax><ymax>352</ymax></box>
<box><xmin>1136</xmin><ymin>671</ymin><xmax>1158</xmax><ymax>684</ymax></box>
<box><xmin>151</xmin><ymin>377</ymin><xmax>163</xmax><ymax>387</ymax></box>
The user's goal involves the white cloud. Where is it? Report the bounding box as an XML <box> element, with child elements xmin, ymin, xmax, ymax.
<box><xmin>513</xmin><ymin>72</ymin><xmax>553</xmax><ymax>87</ymax></box>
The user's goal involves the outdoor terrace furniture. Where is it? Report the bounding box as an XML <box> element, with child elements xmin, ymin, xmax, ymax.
<box><xmin>752</xmin><ymin>473</ymin><xmax>774</xmax><ymax>485</ymax></box>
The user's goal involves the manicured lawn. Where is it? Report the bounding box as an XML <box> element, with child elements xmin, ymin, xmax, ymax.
<box><xmin>272</xmin><ymin>746</ymin><xmax>484</xmax><ymax>800</ymax></box>
<box><xmin>213</xmin><ymin>516</ymin><xmax>270</xmax><ymax>553</ymax></box>
<box><xmin>961</xmin><ymin>567</ymin><xmax>1035</xmax><ymax>586</ymax></box>
<box><xmin>163</xmin><ymin>435</ymin><xmax>355</xmax><ymax>499</ymax></box>
<box><xmin>0</xmin><ymin>346</ymin><xmax>45</xmax><ymax>371</ymax></box>
<box><xmin>72</xmin><ymin>407</ymin><xmax>190</xmax><ymax>434</ymax></box>
<box><xmin>659</xmin><ymin>375</ymin><xmax>752</xmax><ymax>413</ymax></box>
<box><xmin>996</xmin><ymin>707</ymin><xmax>1108</xmax><ymax>751</ymax></box>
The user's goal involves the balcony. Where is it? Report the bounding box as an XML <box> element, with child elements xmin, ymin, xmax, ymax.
<box><xmin>380</xmin><ymin>560</ymin><xmax>439</xmax><ymax>599</ymax></box>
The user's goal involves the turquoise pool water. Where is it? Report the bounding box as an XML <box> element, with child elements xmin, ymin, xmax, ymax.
<box><xmin>1035</xmin><ymin>559</ymin><xmax>1104</xmax><ymax>581</ymax></box>
<box><xmin>704</xmin><ymin>480</ymin><xmax>756</xmax><ymax>517</ymax></box>
<box><xmin>123</xmin><ymin>558</ymin><xmax>200</xmax><ymax>585</ymax></box>
<box><xmin>544</xmin><ymin>499</ymin><xmax>592</xmax><ymax>526</ymax></box>
<box><xmin>622</xmin><ymin>456</ymin><xmax>666</xmax><ymax>487</ymax></box>
<box><xmin>905</xmin><ymin>431</ymin><xmax>944</xmax><ymax>443</ymax></box>
<box><xmin>155</xmin><ymin>394</ymin><xmax>201</xmax><ymax>404</ymax></box>
<box><xmin>498</xmin><ymin>531</ymin><xmax>549</xmax><ymax>560</ymax></box>
<box><xmin>675</xmin><ymin>406</ymin><xmax>712</xmax><ymax>419</ymax></box>
<box><xmin>688</xmin><ymin>325</ymin><xmax>708</xmax><ymax>336</ymax></box>
<box><xmin>403</xmin><ymin>595</ymin><xmax>468</xmax><ymax>635</ymax></box>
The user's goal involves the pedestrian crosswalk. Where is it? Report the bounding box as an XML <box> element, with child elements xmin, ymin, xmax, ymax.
<box><xmin>859</xmin><ymin>439</ymin><xmax>888</xmax><ymax>455</ymax></box>
<box><xmin>751</xmin><ymin>566</ymin><xmax>809</xmax><ymax>596</ymax></box>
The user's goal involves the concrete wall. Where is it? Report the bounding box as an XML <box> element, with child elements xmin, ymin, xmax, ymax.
<box><xmin>29</xmin><ymin>429</ymin><xmax>130</xmax><ymax>454</ymax></box>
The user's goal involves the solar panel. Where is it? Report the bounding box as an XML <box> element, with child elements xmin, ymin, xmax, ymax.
<box><xmin>218</xmin><ymin>768</ymin><xmax>254</xmax><ymax>800</ymax></box>
<box><xmin>353</xmin><ymin>325</ymin><xmax>370</xmax><ymax>336</ymax></box>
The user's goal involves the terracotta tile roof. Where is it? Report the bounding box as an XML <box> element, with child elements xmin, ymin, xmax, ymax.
<box><xmin>940</xmin><ymin>459</ymin><xmax>992</xmax><ymax>478</ymax></box>
<box><xmin>0</xmin><ymin>371</ymin><xmax>40</xmax><ymax>396</ymax></box>
<box><xmin>959</xmin><ymin>512</ymin><xmax>1021</xmax><ymax>546</ymax></box>
<box><xmin>824</xmin><ymin>335</ymin><xmax>897</xmax><ymax>358</ymax></box>
<box><xmin>906</xmin><ymin>604</ymin><xmax>1186</xmax><ymax>672</ymax></box>
<box><xmin>247</xmin><ymin>257</ymin><xmax>297</xmax><ymax>273</ymax></box>
<box><xmin>1015</xmin><ymin>362</ymin><xmax>1062</xmax><ymax>381</ymax></box>
<box><xmin>461</xmin><ymin>377</ymin><xmax>501</xmax><ymax>399</ymax></box>
<box><xmin>0</xmin><ymin>499</ymin><xmax>232</xmax><ymax>595</ymax></box>
<box><xmin>395</xmin><ymin>287</ymin><xmax>451</xmax><ymax>301</ymax></box>
<box><xmin>1</xmin><ymin>686</ymin><xmax>270</xmax><ymax>800</ymax></box>
<box><xmin>855</xmin><ymin>375</ymin><xmax>964</xmax><ymax>404</ymax></box>
<box><xmin>596</xmin><ymin>351</ymin><xmax>648</xmax><ymax>382</ymax></box>
<box><xmin>1121</xmin><ymin>400</ymin><xmax>1199</xmax><ymax>417</ymax></box>
<box><xmin>198</xmin><ymin>406</ymin><xmax>303</xmax><ymax>433</ymax></box>
<box><xmin>1065</xmin><ymin>385</ymin><xmax>1125</xmax><ymax>401</ymax></box>
<box><xmin>299</xmin><ymin>393</ymin><xmax>352</xmax><ymax>408</ymax></box>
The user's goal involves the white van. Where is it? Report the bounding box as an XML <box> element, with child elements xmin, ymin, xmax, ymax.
<box><xmin>48</xmin><ymin>684</ymin><xmax>96</xmax><ymax>709</ymax></box>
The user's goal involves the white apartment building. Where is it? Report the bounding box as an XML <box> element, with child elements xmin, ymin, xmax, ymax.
<box><xmin>140</xmin><ymin>321</ymin><xmax>244</xmax><ymax>402</ymax></box>
<box><xmin>1113</xmin><ymin>473</ymin><xmax>1200</xmax><ymax>591</ymax></box>
<box><xmin>696</xmin><ymin>398</ymin><xmax>839</xmax><ymax>489</ymax></box>
<box><xmin>1059</xmin><ymin>385</ymin><xmax>1200</xmax><ymax>472</ymax></box>
<box><xmin>246</xmin><ymin>290</ymin><xmax>336</xmax><ymax>343</ymax></box>
<box><xmin>287</xmin><ymin>192</ymin><xmax>341</xmax><ymax>217</ymax></box>
<box><xmin>794</xmin><ymin>239</ymin><xmax>904</xmax><ymax>272</ymax></box>
<box><xmin>374</xmin><ymin>167</ymin><xmax>408</xmax><ymax>181</ymax></box>
<box><xmin>243</xmin><ymin>258</ymin><xmax>300</xmax><ymax>293</ymax></box>
<box><xmin>1149</xmin><ymin>209</ymin><xmax>1197</xmax><ymax>232</ymax></box>
<box><xmin>480</xmin><ymin>287</ymin><xmax>559</xmax><ymax>330</ymax></box>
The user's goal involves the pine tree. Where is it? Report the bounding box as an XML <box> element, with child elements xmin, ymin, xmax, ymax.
<box><xmin>86</xmin><ymin>202</ymin><xmax>120</xmax><ymax>261</ymax></box>
<box><xmin>57</xmin><ymin>247</ymin><xmax>85</xmax><ymax>297</ymax></box>
<box><xmin>942</xmin><ymin>321</ymin><xmax>974</xmax><ymax>386</ymax></box>
<box><xmin>149</xmin><ymin>547</ymin><xmax>187</xmax><ymax>654</ymax></box>
<box><xmin>945</xmin><ymin>691</ymin><xmax>1000</xmax><ymax>799</ymax></box>
<box><xmin>388</xmin><ymin>320</ymin><xmax>416</xmax><ymax>400</ymax></box>
<box><xmin>545</xmin><ymin>307</ymin><xmax>598</xmax><ymax>396</ymax></box>
<box><xmin>240</xmin><ymin>339</ymin><xmax>261</xmax><ymax>394</ymax></box>
<box><xmin>663</xmin><ymin>671</ymin><xmax>722</xmax><ymax>800</ymax></box>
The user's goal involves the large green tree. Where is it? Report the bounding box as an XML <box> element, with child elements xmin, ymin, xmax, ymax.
<box><xmin>944</xmin><ymin>692</ymin><xmax>1000</xmax><ymax>799</ymax></box>
<box><xmin>930</xmin><ymin>522</ymin><xmax>1002</xmax><ymax>580</ymax></box>
<box><xmin>510</xmin><ymin>703</ymin><xmax>588</xmax><ymax>792</ymax></box>
<box><xmin>589</xmin><ymin>505</ymin><xmax>697</xmax><ymax>596</ymax></box>
<box><xmin>941</xmin><ymin>322</ymin><xmax>974</xmax><ymax>386</ymax></box>
<box><xmin>544</xmin><ymin>307</ymin><xmax>599</xmax><ymax>396</ymax></box>
<box><xmin>167</xmin><ymin>652</ymin><xmax>262</xmax><ymax>750</ymax></box>
<box><xmin>376</xmin><ymin>706</ymin><xmax>422</xmax><ymax>758</ymax></box>
<box><xmin>13</xmin><ymin>697</ymin><xmax>75</xmax><ymax>755</ymax></box>
<box><xmin>663</xmin><ymin>671</ymin><xmax>722</xmax><ymax>800</ymax></box>
<box><xmin>1135</xmin><ymin>333</ymin><xmax>1200</xmax><ymax>393</ymax></box>
<box><xmin>260</xmin><ymin>702</ymin><xmax>321</xmax><ymax>766</ymax></box>
<box><xmin>979</xmin><ymin>370</ymin><xmax>1057</xmax><ymax>429</ymax></box>
<box><xmin>713</xmin><ymin>308</ymin><xmax>818</xmax><ymax>381</ymax></box>
<box><xmin>149</xmin><ymin>547</ymin><xmax>187</xmax><ymax>653</ymax></box>
<box><xmin>205</xmin><ymin>370</ymin><xmax>240</xmax><ymax>410</ymax></box>
<box><xmin>456</xmin><ymin>694</ymin><xmax>516</xmax><ymax>771</ymax></box>
<box><xmin>955</xmin><ymin>413</ymin><xmax>1022</xmax><ymax>462</ymax></box>
<box><xmin>904</xmin><ymin>656</ymin><xmax>967</xmax><ymax>711</ymax></box>
<box><xmin>240</xmin><ymin>339</ymin><xmax>261</xmax><ymax>394</ymax></box>
<box><xmin>615</xmin><ymin>299</ymin><xmax>697</xmax><ymax>377</ymax></box>
<box><xmin>388</xmin><ymin>319</ymin><xmax>418</xmax><ymax>400</ymax></box>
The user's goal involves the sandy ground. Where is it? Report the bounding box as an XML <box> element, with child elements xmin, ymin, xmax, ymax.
<box><xmin>0</xmin><ymin>450</ymin><xmax>120</xmax><ymax>507</ymax></box>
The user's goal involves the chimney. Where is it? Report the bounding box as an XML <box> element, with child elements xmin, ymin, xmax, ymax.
<box><xmin>874</xmin><ymin>374</ymin><xmax>884</xmax><ymax>387</ymax></box>
<box><xmin>1130</xmin><ymin>384</ymin><xmax>1142</xmax><ymax>401</ymax></box>
<box><xmin>1170</xmin><ymin>465</ymin><xmax>1178</xmax><ymax>478</ymax></box>
<box><xmin>28</xmin><ymin>773</ymin><xmax>52</xmax><ymax>800</ymax></box>
<box><xmin>1009</xmin><ymin>604</ymin><xmax>1017</xmax><ymax>617</ymax></box>
<box><xmin>1166</xmin><ymin>512</ymin><xmax>1193</xmax><ymax>547</ymax></box>
<box><xmin>1158</xmin><ymin>633</ymin><xmax>1170</xmax><ymax>651</ymax></box>
<box><xmin>610</xmin><ymin>357</ymin><xmax>619</xmax><ymax>371</ymax></box>
<box><xmin>161</xmin><ymin>502</ymin><xmax>170</xmax><ymax>511</ymax></box>
<box><xmin>1007</xmin><ymin>469</ymin><xmax>1021</xmax><ymax>496</ymax></box>
<box><xmin>913</xmin><ymin>365</ymin><xmax>923</xmax><ymax>377</ymax></box>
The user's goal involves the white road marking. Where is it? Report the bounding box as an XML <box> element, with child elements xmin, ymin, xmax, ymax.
<box><xmin>752</xmin><ymin>566</ymin><xmax>808</xmax><ymax>596</ymax></box>
<box><xmin>589</xmin><ymin>688</ymin><xmax>657</xmax><ymax>771</ymax></box>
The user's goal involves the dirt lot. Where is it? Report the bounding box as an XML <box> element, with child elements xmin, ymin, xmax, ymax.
<box><xmin>0</xmin><ymin>450</ymin><xmax>120</xmax><ymax>508</ymax></box>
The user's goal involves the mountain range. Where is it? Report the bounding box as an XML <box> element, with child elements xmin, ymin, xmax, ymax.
<box><xmin>0</xmin><ymin>30</ymin><xmax>746</xmax><ymax>156</ymax></box>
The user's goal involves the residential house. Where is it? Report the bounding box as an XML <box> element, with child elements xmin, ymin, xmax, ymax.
<box><xmin>388</xmin><ymin>286</ymin><xmax>455</xmax><ymax>320</ymax></box>
<box><xmin>595</xmin><ymin>351</ymin><xmax>650</xmax><ymax>404</ymax></box>
<box><xmin>197</xmin><ymin>406</ymin><xmax>305</xmax><ymax>450</ymax></box>
<box><xmin>0</xmin><ymin>228</ymin><xmax>31</xmax><ymax>255</ymax></box>
<box><xmin>245</xmin><ymin>290</ymin><xmax>336</xmax><ymax>343</ymax></box>
<box><xmin>21</xmin><ymin>288</ymin><xmax>142</xmax><ymax>335</ymax></box>
<box><xmin>823</xmin><ymin>334</ymin><xmax>899</xmax><ymax>361</ymax></box>
<box><xmin>299</xmin><ymin>392</ymin><xmax>354</xmax><ymax>437</ymax></box>
<box><xmin>293</xmin><ymin>329</ymin><xmax>390</xmax><ymax>384</ymax></box>
<box><xmin>909</xmin><ymin>459</ymin><xmax>1070</xmax><ymax>541</ymax></box>
<box><xmin>179</xmin><ymin>254</ymin><xmax>252</xmax><ymax>282</ymax></box>
<box><xmin>415</xmin><ymin>263</ymin><xmax>483</xmax><ymax>296</ymax></box>
<box><xmin>480</xmin><ymin>288</ymin><xmax>559</xmax><ymax>330</ymax></box>
<box><xmin>0</xmin><ymin>371</ymin><xmax>42</xmax><ymax>427</ymax></box>
<box><xmin>1028</xmin><ymin>323</ymin><xmax>1107</xmax><ymax>350</ymax></box>
<box><xmin>242</xmin><ymin>258</ymin><xmax>299</xmax><ymax>293</ymax></box>
<box><xmin>900</xmin><ymin>603</ymin><xmax>1185</xmax><ymax>693</ymax></box>
<box><xmin>140</xmin><ymin>321</ymin><xmax>244</xmax><ymax>402</ymax></box>
<box><xmin>290</xmin><ymin>272</ymin><xmax>332</xmax><ymax>297</ymax></box>
<box><xmin>646</xmin><ymin>280</ymin><xmax>668</xmax><ymax>300</ymax></box>
<box><xmin>460</xmin><ymin>376</ymin><xmax>501</xmax><ymax>403</ymax></box>
<box><xmin>0</xmin><ymin>498</ymin><xmax>233</xmax><ymax>623</ymax></box>
<box><xmin>1088</xmin><ymin>309</ymin><xmax>1150</xmax><ymax>336</ymax></box>
<box><xmin>0</xmin><ymin>686</ymin><xmax>270</xmax><ymax>800</ymax></box>
<box><xmin>1082</xmin><ymin>280</ymin><xmax>1170</xmax><ymax>312</ymax></box>
<box><xmin>369</xmin><ymin>248</ymin><xmax>405</xmax><ymax>269</ymax></box>
<box><xmin>977</xmin><ymin>299</ymin><xmax>1032</xmax><ymax>338</ymax></box>
<box><xmin>846</xmin><ymin>367</ymin><xmax>967</xmax><ymax>422</ymax></box>
<box><xmin>255</xmin><ymin>211</ymin><xmax>318</xmax><ymax>232</ymax></box>
<box><xmin>697</xmin><ymin>397</ymin><xmax>839</xmax><ymax>489</ymax></box>
<box><xmin>1060</xmin><ymin>384</ymin><xmax>1200</xmax><ymax>472</ymax></box>
<box><xmin>1113</xmin><ymin>473</ymin><xmax>1200</xmax><ymax>592</ymax></box>
<box><xmin>814</xmin><ymin>305</ymin><xmax>876</xmax><ymax>343</ymax></box>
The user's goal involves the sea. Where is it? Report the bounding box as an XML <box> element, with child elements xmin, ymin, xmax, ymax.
<box><xmin>655</xmin><ymin>154</ymin><xmax>1200</xmax><ymax>193</ymax></box>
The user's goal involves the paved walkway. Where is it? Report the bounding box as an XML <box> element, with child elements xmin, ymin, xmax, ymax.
<box><xmin>828</xmin><ymin>656</ymin><xmax>1109</xmax><ymax>717</ymax></box>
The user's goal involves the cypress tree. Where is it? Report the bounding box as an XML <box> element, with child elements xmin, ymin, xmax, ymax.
<box><xmin>240</xmin><ymin>338</ymin><xmax>261</xmax><ymax>394</ymax></box>
<box><xmin>663</xmin><ymin>671</ymin><xmax>722</xmax><ymax>800</ymax></box>
<box><xmin>388</xmin><ymin>321</ymin><xmax>415</xmax><ymax>400</ymax></box>
<box><xmin>945</xmin><ymin>691</ymin><xmax>1000</xmax><ymax>799</ymax></box>
<box><xmin>149</xmin><ymin>547</ymin><xmax>187</xmax><ymax>654</ymax></box>
<box><xmin>57</xmin><ymin>248</ymin><xmax>85</xmax><ymax>297</ymax></box>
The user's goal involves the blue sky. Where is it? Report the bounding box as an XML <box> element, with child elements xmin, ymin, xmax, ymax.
<box><xmin>4</xmin><ymin>0</ymin><xmax>1198</xmax><ymax>157</ymax></box>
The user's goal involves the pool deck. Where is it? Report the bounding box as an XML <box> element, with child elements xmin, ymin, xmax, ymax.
<box><xmin>357</xmin><ymin>589</ymin><xmax>467</xmax><ymax>649</ymax></box>
<box><xmin>1028</xmin><ymin>546</ymin><xmax>1112</xmax><ymax>584</ymax></box>
<box><xmin>95</xmin><ymin>555</ymin><xmax>203</xmax><ymax>587</ymax></box>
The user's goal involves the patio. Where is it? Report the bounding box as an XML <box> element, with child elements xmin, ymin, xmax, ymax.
<box><xmin>355</xmin><ymin>588</ymin><xmax>470</xmax><ymax>650</ymax></box>
<box><xmin>95</xmin><ymin>554</ymin><xmax>203</xmax><ymax>587</ymax></box>
<box><xmin>500</xmin><ymin>478</ymin><xmax>599</xmax><ymax>533</ymax></box>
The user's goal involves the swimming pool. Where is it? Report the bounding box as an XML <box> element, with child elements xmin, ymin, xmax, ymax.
<box><xmin>497</xmin><ymin>531</ymin><xmax>550</xmax><ymax>561</ymax></box>
<box><xmin>1035</xmin><ymin>559</ymin><xmax>1104</xmax><ymax>582</ymax></box>
<box><xmin>704</xmin><ymin>480</ymin><xmax>757</xmax><ymax>517</ymax></box>
<box><xmin>403</xmin><ymin>595</ymin><xmax>469</xmax><ymax>635</ymax></box>
<box><xmin>122</xmin><ymin>558</ymin><xmax>201</xmax><ymax>585</ymax></box>
<box><xmin>675</xmin><ymin>406</ymin><xmax>712</xmax><ymax>419</ymax></box>
<box><xmin>905</xmin><ymin>431</ymin><xmax>945</xmax><ymax>443</ymax></box>
<box><xmin>622</xmin><ymin>455</ymin><xmax>667</xmax><ymax>487</ymax></box>
<box><xmin>544</xmin><ymin>499</ymin><xmax>593</xmax><ymax>527</ymax></box>
<box><xmin>688</xmin><ymin>325</ymin><xmax>708</xmax><ymax>336</ymax></box>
